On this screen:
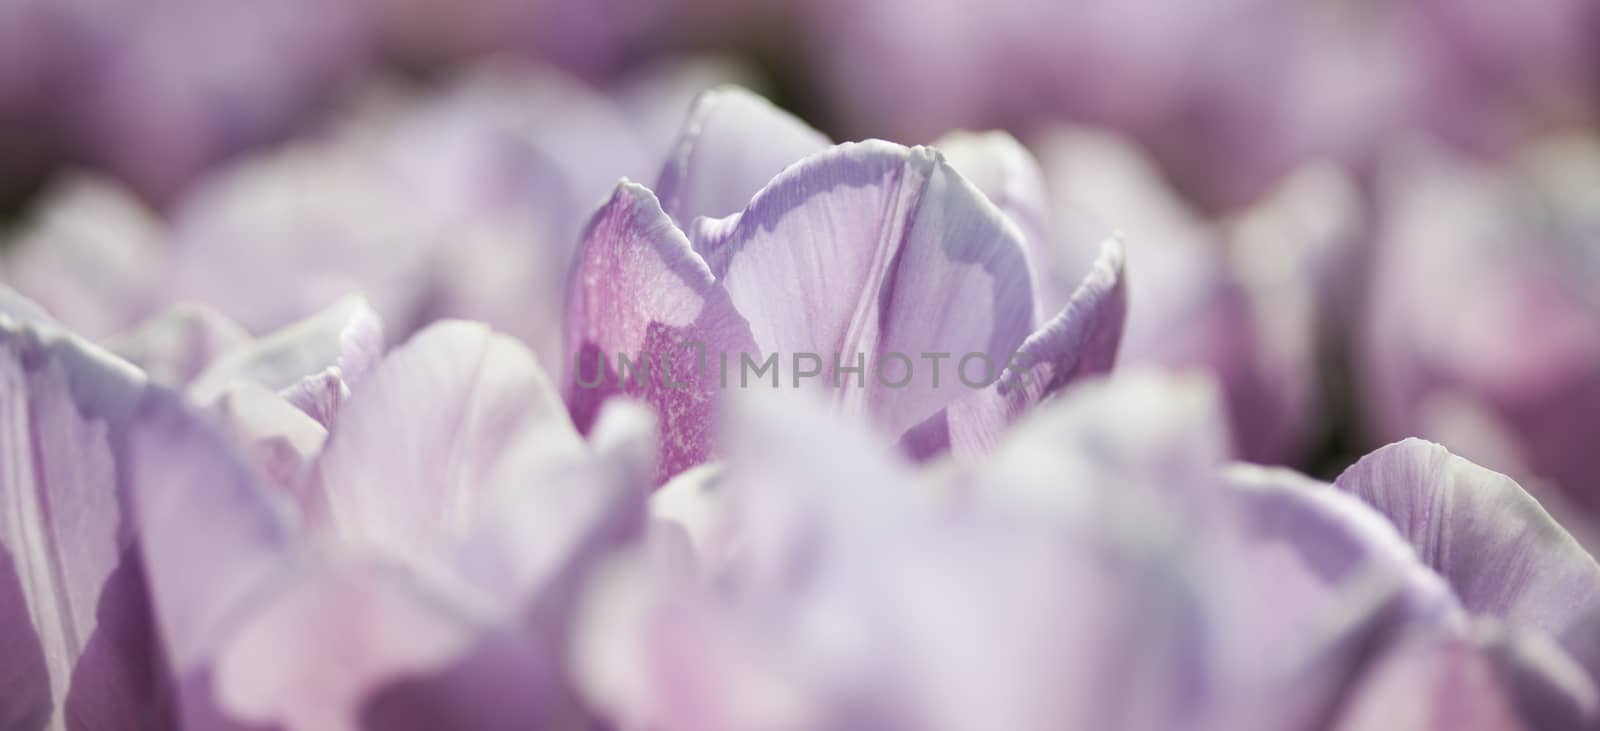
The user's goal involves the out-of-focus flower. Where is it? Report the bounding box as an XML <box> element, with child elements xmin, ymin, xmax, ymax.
<box><xmin>999</xmin><ymin>126</ymin><xmax>1357</xmax><ymax>464</ymax></box>
<box><xmin>563</xmin><ymin>88</ymin><xmax>1127</xmax><ymax>481</ymax></box>
<box><xmin>1</xmin><ymin>293</ymin><xmax>658</xmax><ymax>727</ymax></box>
<box><xmin>165</xmin><ymin>63</ymin><xmax>658</xmax><ymax>366</ymax></box>
<box><xmin>1407</xmin><ymin>0</ymin><xmax>1600</xmax><ymax>156</ymax></box>
<box><xmin>0</xmin><ymin>0</ymin><xmax>374</xmax><ymax>203</ymax></box>
<box><xmin>364</xmin><ymin>0</ymin><xmax>660</xmax><ymax>79</ymax></box>
<box><xmin>575</xmin><ymin>373</ymin><xmax>1599</xmax><ymax>730</ymax></box>
<box><xmin>2</xmin><ymin>177</ymin><xmax>169</xmax><ymax>339</ymax></box>
<box><xmin>2</xmin><ymin>62</ymin><xmax>736</xmax><ymax>371</ymax></box>
<box><xmin>1359</xmin><ymin>136</ymin><xmax>1600</xmax><ymax>518</ymax></box>
<box><xmin>805</xmin><ymin>0</ymin><xmax>1598</xmax><ymax>212</ymax></box>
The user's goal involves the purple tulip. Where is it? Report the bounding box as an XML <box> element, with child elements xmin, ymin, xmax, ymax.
<box><xmin>576</xmin><ymin>373</ymin><xmax>1599</xmax><ymax>730</ymax></box>
<box><xmin>563</xmin><ymin>87</ymin><xmax>1127</xmax><ymax>482</ymax></box>
<box><xmin>1359</xmin><ymin>136</ymin><xmax>1600</xmax><ymax>520</ymax></box>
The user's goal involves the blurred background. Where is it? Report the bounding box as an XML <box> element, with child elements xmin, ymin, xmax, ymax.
<box><xmin>0</xmin><ymin>0</ymin><xmax>1596</xmax><ymax>532</ymax></box>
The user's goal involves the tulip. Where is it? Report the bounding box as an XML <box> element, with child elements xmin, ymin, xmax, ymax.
<box><xmin>563</xmin><ymin>87</ymin><xmax>1127</xmax><ymax>482</ymax></box>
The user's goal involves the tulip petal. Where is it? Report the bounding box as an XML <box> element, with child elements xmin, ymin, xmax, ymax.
<box><xmin>0</xmin><ymin>286</ymin><xmax>53</xmax><ymax>325</ymax></box>
<box><xmin>130</xmin><ymin>384</ymin><xmax>559</xmax><ymax>729</ymax></box>
<box><xmin>314</xmin><ymin>320</ymin><xmax>585</xmax><ymax>569</ymax></box>
<box><xmin>126</xmin><ymin>390</ymin><xmax>298</xmax><ymax>677</ymax></box>
<box><xmin>1335</xmin><ymin>439</ymin><xmax>1600</xmax><ymax>681</ymax></box>
<box><xmin>0</xmin><ymin>319</ymin><xmax>165</xmax><ymax>728</ymax></box>
<box><xmin>105</xmin><ymin>304</ymin><xmax>250</xmax><ymax>388</ymax></box>
<box><xmin>200</xmin><ymin>561</ymin><xmax>530</xmax><ymax>730</ymax></box>
<box><xmin>0</xmin><ymin>543</ymin><xmax>51</xmax><ymax>729</ymax></box>
<box><xmin>904</xmin><ymin>237</ymin><xmax>1125</xmax><ymax>457</ymax></box>
<box><xmin>564</xmin><ymin>182</ymin><xmax>758</xmax><ymax>482</ymax></box>
<box><xmin>1225</xmin><ymin>464</ymin><xmax>1463</xmax><ymax>629</ymax></box>
<box><xmin>933</xmin><ymin>130</ymin><xmax>1055</xmax><ymax>317</ymax></box>
<box><xmin>1332</xmin><ymin>624</ymin><xmax>1598</xmax><ymax>731</ymax></box>
<box><xmin>456</xmin><ymin>399</ymin><xmax>654</xmax><ymax>609</ymax></box>
<box><xmin>654</xmin><ymin>86</ymin><xmax>831</xmax><ymax>227</ymax></box>
<box><xmin>212</xmin><ymin>383</ymin><xmax>330</xmax><ymax>501</ymax></box>
<box><xmin>188</xmin><ymin>295</ymin><xmax>385</xmax><ymax>420</ymax></box>
<box><xmin>711</xmin><ymin>141</ymin><xmax>1036</xmax><ymax>436</ymax></box>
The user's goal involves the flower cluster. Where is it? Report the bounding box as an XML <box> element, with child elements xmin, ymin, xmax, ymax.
<box><xmin>2</xmin><ymin>69</ymin><xmax>1598</xmax><ymax>730</ymax></box>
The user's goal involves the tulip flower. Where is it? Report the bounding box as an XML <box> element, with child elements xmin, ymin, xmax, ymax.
<box><xmin>1359</xmin><ymin>136</ymin><xmax>1600</xmax><ymax>521</ymax></box>
<box><xmin>563</xmin><ymin>87</ymin><xmax>1127</xmax><ymax>482</ymax></box>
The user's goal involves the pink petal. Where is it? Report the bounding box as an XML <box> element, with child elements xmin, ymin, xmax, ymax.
<box><xmin>564</xmin><ymin>182</ymin><xmax>757</xmax><ymax>482</ymax></box>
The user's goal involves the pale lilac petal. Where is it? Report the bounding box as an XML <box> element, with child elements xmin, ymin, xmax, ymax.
<box><xmin>564</xmin><ymin>182</ymin><xmax>757</xmax><ymax>482</ymax></box>
<box><xmin>649</xmin><ymin>463</ymin><xmax>725</xmax><ymax>562</ymax></box>
<box><xmin>0</xmin><ymin>319</ymin><xmax>164</xmax><ymax>727</ymax></box>
<box><xmin>211</xmin><ymin>383</ymin><xmax>330</xmax><ymax>501</ymax></box>
<box><xmin>359</xmin><ymin>405</ymin><xmax>657</xmax><ymax>731</ymax></box>
<box><xmin>126</xmin><ymin>390</ymin><xmax>298</xmax><ymax>678</ymax></box>
<box><xmin>314</xmin><ymin>320</ymin><xmax>585</xmax><ymax>569</ymax></box>
<box><xmin>933</xmin><ymin>130</ymin><xmax>1056</xmax><ymax>317</ymax></box>
<box><xmin>188</xmin><ymin>295</ymin><xmax>385</xmax><ymax>427</ymax></box>
<box><xmin>1335</xmin><ymin>439</ymin><xmax>1600</xmax><ymax>681</ymax></box>
<box><xmin>904</xmin><ymin>238</ymin><xmax>1125</xmax><ymax>458</ymax></box>
<box><xmin>1224</xmin><ymin>465</ymin><xmax>1463</xmax><ymax>629</ymax></box>
<box><xmin>712</xmin><ymin>141</ymin><xmax>1036</xmax><ymax>437</ymax></box>
<box><xmin>456</xmin><ymin>399</ymin><xmax>655</xmax><ymax>608</ymax></box>
<box><xmin>197</xmin><ymin>560</ymin><xmax>539</xmax><ymax>730</ymax></box>
<box><xmin>105</xmin><ymin>304</ymin><xmax>251</xmax><ymax>388</ymax></box>
<box><xmin>654</xmin><ymin>86</ymin><xmax>831</xmax><ymax>227</ymax></box>
<box><xmin>971</xmin><ymin>369</ymin><xmax>1232</xmax><ymax>514</ymax></box>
